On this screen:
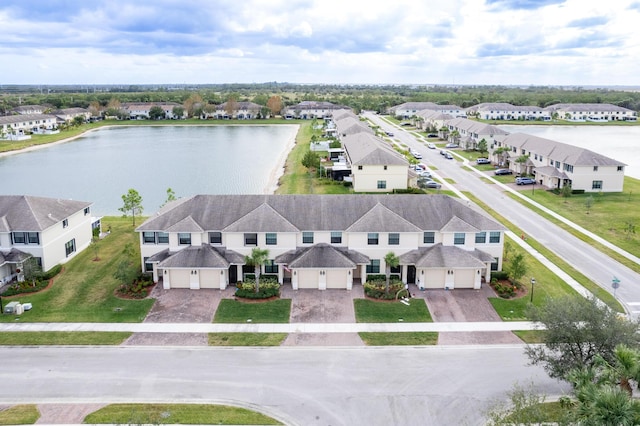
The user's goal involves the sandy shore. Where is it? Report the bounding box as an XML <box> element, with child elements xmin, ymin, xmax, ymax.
<box><xmin>265</xmin><ymin>124</ymin><xmax>299</xmax><ymax>194</ymax></box>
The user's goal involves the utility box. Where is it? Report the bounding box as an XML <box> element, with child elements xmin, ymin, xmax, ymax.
<box><xmin>4</xmin><ymin>301</ymin><xmax>20</xmax><ymax>314</ymax></box>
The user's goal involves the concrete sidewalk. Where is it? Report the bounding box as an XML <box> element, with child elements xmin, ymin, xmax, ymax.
<box><xmin>0</xmin><ymin>320</ymin><xmax>539</xmax><ymax>333</ymax></box>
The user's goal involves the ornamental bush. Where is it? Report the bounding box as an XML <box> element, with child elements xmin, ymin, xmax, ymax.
<box><xmin>364</xmin><ymin>280</ymin><xmax>404</xmax><ymax>300</ymax></box>
<box><xmin>235</xmin><ymin>281</ymin><xmax>280</xmax><ymax>299</ymax></box>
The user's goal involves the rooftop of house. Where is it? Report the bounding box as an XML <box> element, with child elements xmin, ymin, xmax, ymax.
<box><xmin>342</xmin><ymin>133</ymin><xmax>407</xmax><ymax>166</ymax></box>
<box><xmin>0</xmin><ymin>195</ymin><xmax>92</xmax><ymax>232</ymax></box>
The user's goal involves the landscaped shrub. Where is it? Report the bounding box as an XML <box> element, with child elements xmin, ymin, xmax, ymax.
<box><xmin>491</xmin><ymin>271</ymin><xmax>509</xmax><ymax>281</ymax></box>
<box><xmin>235</xmin><ymin>281</ymin><xmax>280</xmax><ymax>299</ymax></box>
<box><xmin>364</xmin><ymin>280</ymin><xmax>404</xmax><ymax>300</ymax></box>
<box><xmin>493</xmin><ymin>281</ymin><xmax>516</xmax><ymax>298</ymax></box>
<box><xmin>115</xmin><ymin>274</ymin><xmax>154</xmax><ymax>299</ymax></box>
<box><xmin>1</xmin><ymin>279</ymin><xmax>49</xmax><ymax>296</ymax></box>
<box><xmin>42</xmin><ymin>265</ymin><xmax>63</xmax><ymax>281</ymax></box>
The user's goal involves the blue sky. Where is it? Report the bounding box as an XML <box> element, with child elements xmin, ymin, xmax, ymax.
<box><xmin>1</xmin><ymin>0</ymin><xmax>639</xmax><ymax>85</ymax></box>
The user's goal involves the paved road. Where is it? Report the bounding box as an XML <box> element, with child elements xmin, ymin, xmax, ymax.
<box><xmin>0</xmin><ymin>346</ymin><xmax>567</xmax><ymax>426</ymax></box>
<box><xmin>364</xmin><ymin>112</ymin><xmax>640</xmax><ymax>316</ymax></box>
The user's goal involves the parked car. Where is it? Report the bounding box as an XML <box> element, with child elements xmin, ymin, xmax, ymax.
<box><xmin>414</xmin><ymin>165</ymin><xmax>425</xmax><ymax>172</ymax></box>
<box><xmin>445</xmin><ymin>152</ymin><xmax>454</xmax><ymax>160</ymax></box>
<box><xmin>440</xmin><ymin>149</ymin><xmax>446</xmax><ymax>155</ymax></box>
<box><xmin>476</xmin><ymin>158</ymin><xmax>490</xmax><ymax>164</ymax></box>
<box><xmin>516</xmin><ymin>177</ymin><xmax>536</xmax><ymax>185</ymax></box>
<box><xmin>427</xmin><ymin>134</ymin><xmax>438</xmax><ymax>138</ymax></box>
<box><xmin>412</xmin><ymin>151</ymin><xmax>422</xmax><ymax>159</ymax></box>
<box><xmin>385</xmin><ymin>131</ymin><xmax>394</xmax><ymax>136</ymax></box>
<box><xmin>427</xmin><ymin>142</ymin><xmax>436</xmax><ymax>149</ymax></box>
<box><xmin>418</xmin><ymin>170</ymin><xmax>432</xmax><ymax>178</ymax></box>
<box><xmin>445</xmin><ymin>143</ymin><xmax>459</xmax><ymax>148</ymax></box>
<box><xmin>424</xmin><ymin>180</ymin><xmax>442</xmax><ymax>189</ymax></box>
<box><xmin>494</xmin><ymin>168</ymin><xmax>513</xmax><ymax>175</ymax></box>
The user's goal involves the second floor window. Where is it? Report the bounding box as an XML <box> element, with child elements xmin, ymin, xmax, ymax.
<box><xmin>209</xmin><ymin>232</ymin><xmax>222</xmax><ymax>244</ymax></box>
<box><xmin>423</xmin><ymin>231</ymin><xmax>435</xmax><ymax>244</ymax></box>
<box><xmin>266</xmin><ymin>233</ymin><xmax>277</xmax><ymax>245</ymax></box>
<box><xmin>178</xmin><ymin>233</ymin><xmax>191</xmax><ymax>245</ymax></box>
<box><xmin>475</xmin><ymin>232</ymin><xmax>486</xmax><ymax>244</ymax></box>
<box><xmin>244</xmin><ymin>233</ymin><xmax>258</xmax><ymax>246</ymax></box>
<box><xmin>331</xmin><ymin>231</ymin><xmax>342</xmax><ymax>244</ymax></box>
<box><xmin>489</xmin><ymin>232</ymin><xmax>501</xmax><ymax>243</ymax></box>
<box><xmin>302</xmin><ymin>232</ymin><xmax>314</xmax><ymax>244</ymax></box>
<box><xmin>62</xmin><ymin>219</ymin><xmax>68</xmax><ymax>228</ymax></box>
<box><xmin>454</xmin><ymin>233</ymin><xmax>465</xmax><ymax>245</ymax></box>
<box><xmin>388</xmin><ymin>233</ymin><xmax>400</xmax><ymax>245</ymax></box>
<box><xmin>368</xmin><ymin>233</ymin><xmax>379</xmax><ymax>245</ymax></box>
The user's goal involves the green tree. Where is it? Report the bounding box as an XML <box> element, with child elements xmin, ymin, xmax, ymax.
<box><xmin>384</xmin><ymin>252</ymin><xmax>400</xmax><ymax>295</ymax></box>
<box><xmin>119</xmin><ymin>189</ymin><xmax>144</xmax><ymax>227</ymax></box>
<box><xmin>148</xmin><ymin>106</ymin><xmax>165</xmax><ymax>120</ymax></box>
<box><xmin>506</xmin><ymin>252</ymin><xmax>527</xmax><ymax>285</ymax></box>
<box><xmin>266</xmin><ymin>95</ymin><xmax>283</xmax><ymax>116</ymax></box>
<box><xmin>161</xmin><ymin>187</ymin><xmax>176</xmax><ymax>207</ymax></box>
<box><xmin>244</xmin><ymin>248</ymin><xmax>270</xmax><ymax>293</ymax></box>
<box><xmin>113</xmin><ymin>243</ymin><xmax>137</xmax><ymax>288</ymax></box>
<box><xmin>172</xmin><ymin>106</ymin><xmax>185</xmax><ymax>119</ymax></box>
<box><xmin>301</xmin><ymin>150</ymin><xmax>320</xmax><ymax>171</ymax></box>
<box><xmin>477</xmin><ymin>138</ymin><xmax>488</xmax><ymax>155</ymax></box>
<box><xmin>561</xmin><ymin>184</ymin><xmax>572</xmax><ymax>199</ymax></box>
<box><xmin>72</xmin><ymin>115</ymin><xmax>85</xmax><ymax>127</ymax></box>
<box><xmin>525</xmin><ymin>295</ymin><xmax>640</xmax><ymax>380</ymax></box>
<box><xmin>21</xmin><ymin>256</ymin><xmax>41</xmax><ymax>286</ymax></box>
<box><xmin>585</xmin><ymin>195</ymin><xmax>594</xmax><ymax>214</ymax></box>
<box><xmin>624</xmin><ymin>222</ymin><xmax>636</xmax><ymax>241</ymax></box>
<box><xmin>485</xmin><ymin>383</ymin><xmax>551</xmax><ymax>426</ymax></box>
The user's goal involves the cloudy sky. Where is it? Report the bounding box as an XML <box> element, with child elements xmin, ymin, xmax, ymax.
<box><xmin>1</xmin><ymin>0</ymin><xmax>639</xmax><ymax>86</ymax></box>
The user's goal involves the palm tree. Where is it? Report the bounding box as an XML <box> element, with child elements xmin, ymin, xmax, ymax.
<box><xmin>598</xmin><ymin>345</ymin><xmax>640</xmax><ymax>396</ymax></box>
<box><xmin>244</xmin><ymin>248</ymin><xmax>269</xmax><ymax>293</ymax></box>
<box><xmin>384</xmin><ymin>252</ymin><xmax>400</xmax><ymax>295</ymax></box>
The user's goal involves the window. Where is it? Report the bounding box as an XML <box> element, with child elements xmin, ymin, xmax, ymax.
<box><xmin>618</xmin><ymin>166</ymin><xmax>624</xmax><ymax>172</ymax></box>
<box><xmin>12</xmin><ymin>232</ymin><xmax>26</xmax><ymax>244</ymax></box>
<box><xmin>454</xmin><ymin>233</ymin><xmax>465</xmax><ymax>245</ymax></box>
<box><xmin>491</xmin><ymin>257</ymin><xmax>499</xmax><ymax>271</ymax></box>
<box><xmin>366</xmin><ymin>259</ymin><xmax>380</xmax><ymax>274</ymax></box>
<box><xmin>302</xmin><ymin>232</ymin><xmax>314</xmax><ymax>244</ymax></box>
<box><xmin>331</xmin><ymin>231</ymin><xmax>342</xmax><ymax>244</ymax></box>
<box><xmin>27</xmin><ymin>232</ymin><xmax>39</xmax><ymax>244</ymax></box>
<box><xmin>264</xmin><ymin>260</ymin><xmax>278</xmax><ymax>274</ymax></box>
<box><xmin>475</xmin><ymin>232</ymin><xmax>486</xmax><ymax>244</ymax></box>
<box><xmin>388</xmin><ymin>233</ymin><xmax>400</xmax><ymax>245</ymax></box>
<box><xmin>178</xmin><ymin>233</ymin><xmax>191</xmax><ymax>245</ymax></box>
<box><xmin>390</xmin><ymin>265</ymin><xmax>401</xmax><ymax>274</ymax></box>
<box><xmin>555</xmin><ymin>161</ymin><xmax>560</xmax><ymax>168</ymax></box>
<box><xmin>423</xmin><ymin>231</ymin><xmax>435</xmax><ymax>244</ymax></box>
<box><xmin>158</xmin><ymin>232</ymin><xmax>169</xmax><ymax>244</ymax></box>
<box><xmin>377</xmin><ymin>180</ymin><xmax>387</xmax><ymax>189</ymax></box>
<box><xmin>84</xmin><ymin>207</ymin><xmax>90</xmax><ymax>216</ymax></box>
<box><xmin>563</xmin><ymin>163</ymin><xmax>574</xmax><ymax>173</ymax></box>
<box><xmin>62</xmin><ymin>218</ymin><xmax>68</xmax><ymax>228</ymax></box>
<box><xmin>266</xmin><ymin>233</ymin><xmax>277</xmax><ymax>245</ymax></box>
<box><xmin>383</xmin><ymin>165</ymin><xmax>388</xmax><ymax>170</ymax></box>
<box><xmin>593</xmin><ymin>166</ymin><xmax>598</xmax><ymax>172</ymax></box>
<box><xmin>358</xmin><ymin>165</ymin><xmax>363</xmax><ymax>170</ymax></box>
<box><xmin>143</xmin><ymin>232</ymin><xmax>156</xmax><ymax>244</ymax></box>
<box><xmin>65</xmin><ymin>239</ymin><xmax>76</xmax><ymax>257</ymax></box>
<box><xmin>209</xmin><ymin>232</ymin><xmax>222</xmax><ymax>244</ymax></box>
<box><xmin>368</xmin><ymin>233</ymin><xmax>379</xmax><ymax>245</ymax></box>
<box><xmin>489</xmin><ymin>231</ymin><xmax>501</xmax><ymax>243</ymax></box>
<box><xmin>592</xmin><ymin>180</ymin><xmax>603</xmax><ymax>190</ymax></box>
<box><xmin>244</xmin><ymin>233</ymin><xmax>258</xmax><ymax>246</ymax></box>
<box><xmin>144</xmin><ymin>257</ymin><xmax>153</xmax><ymax>273</ymax></box>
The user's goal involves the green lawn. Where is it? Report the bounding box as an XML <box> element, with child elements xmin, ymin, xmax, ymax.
<box><xmin>354</xmin><ymin>298</ymin><xmax>433</xmax><ymax>322</ymax></box>
<box><xmin>0</xmin><ymin>217</ymin><xmax>155</xmax><ymax>322</ymax></box>
<box><xmin>213</xmin><ymin>299</ymin><xmax>291</xmax><ymax>323</ymax></box>
<box><xmin>83</xmin><ymin>403</ymin><xmax>281</xmax><ymax>425</ymax></box>
<box><xmin>0</xmin><ymin>405</ymin><xmax>39</xmax><ymax>425</ymax></box>
<box><xmin>359</xmin><ymin>332</ymin><xmax>438</xmax><ymax>345</ymax></box>
<box><xmin>512</xmin><ymin>330</ymin><xmax>546</xmax><ymax>343</ymax></box>
<box><xmin>208</xmin><ymin>333</ymin><xmax>287</xmax><ymax>346</ymax></box>
<box><xmin>0</xmin><ymin>332</ymin><xmax>131</xmax><ymax>345</ymax></box>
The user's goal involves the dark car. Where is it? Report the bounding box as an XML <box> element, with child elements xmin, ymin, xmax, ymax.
<box><xmin>516</xmin><ymin>177</ymin><xmax>536</xmax><ymax>185</ymax></box>
<box><xmin>494</xmin><ymin>168</ymin><xmax>513</xmax><ymax>175</ymax></box>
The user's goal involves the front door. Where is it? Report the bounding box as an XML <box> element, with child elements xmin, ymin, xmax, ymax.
<box><xmin>228</xmin><ymin>265</ymin><xmax>237</xmax><ymax>284</ymax></box>
<box><xmin>407</xmin><ymin>266</ymin><xmax>416</xmax><ymax>284</ymax></box>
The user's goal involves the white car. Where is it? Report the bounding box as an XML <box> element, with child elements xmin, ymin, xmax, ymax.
<box><xmin>427</xmin><ymin>143</ymin><xmax>436</xmax><ymax>149</ymax></box>
<box><xmin>418</xmin><ymin>170</ymin><xmax>432</xmax><ymax>178</ymax></box>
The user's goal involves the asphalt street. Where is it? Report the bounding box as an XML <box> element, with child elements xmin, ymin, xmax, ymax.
<box><xmin>0</xmin><ymin>345</ymin><xmax>567</xmax><ymax>426</ymax></box>
<box><xmin>364</xmin><ymin>112</ymin><xmax>640</xmax><ymax>316</ymax></box>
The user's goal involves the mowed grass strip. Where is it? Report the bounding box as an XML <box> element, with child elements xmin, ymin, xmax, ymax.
<box><xmin>0</xmin><ymin>217</ymin><xmax>155</xmax><ymax>323</ymax></box>
<box><xmin>208</xmin><ymin>333</ymin><xmax>287</xmax><ymax>346</ymax></box>
<box><xmin>359</xmin><ymin>332</ymin><xmax>438</xmax><ymax>345</ymax></box>
<box><xmin>0</xmin><ymin>404</ymin><xmax>39</xmax><ymax>425</ymax></box>
<box><xmin>83</xmin><ymin>403</ymin><xmax>281</xmax><ymax>425</ymax></box>
<box><xmin>512</xmin><ymin>330</ymin><xmax>547</xmax><ymax>344</ymax></box>
<box><xmin>0</xmin><ymin>331</ymin><xmax>131</xmax><ymax>345</ymax></box>
<box><xmin>354</xmin><ymin>298</ymin><xmax>433</xmax><ymax>323</ymax></box>
<box><xmin>213</xmin><ymin>299</ymin><xmax>291</xmax><ymax>323</ymax></box>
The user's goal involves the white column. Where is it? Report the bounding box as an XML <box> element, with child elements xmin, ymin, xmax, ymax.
<box><xmin>163</xmin><ymin>269</ymin><xmax>171</xmax><ymax>289</ymax></box>
<box><xmin>292</xmin><ymin>269</ymin><xmax>299</xmax><ymax>290</ymax></box>
<box><xmin>347</xmin><ymin>269</ymin><xmax>353</xmax><ymax>290</ymax></box>
<box><xmin>401</xmin><ymin>265</ymin><xmax>408</xmax><ymax>285</ymax></box>
<box><xmin>220</xmin><ymin>269</ymin><xmax>227</xmax><ymax>290</ymax></box>
<box><xmin>318</xmin><ymin>270</ymin><xmax>326</xmax><ymax>290</ymax></box>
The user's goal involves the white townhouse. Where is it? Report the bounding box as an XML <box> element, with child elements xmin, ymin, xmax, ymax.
<box><xmin>137</xmin><ymin>194</ymin><xmax>505</xmax><ymax>291</ymax></box>
<box><xmin>342</xmin><ymin>133</ymin><xmax>409</xmax><ymax>192</ymax></box>
<box><xmin>283</xmin><ymin>101</ymin><xmax>348</xmax><ymax>120</ymax></box>
<box><xmin>466</xmin><ymin>103</ymin><xmax>550</xmax><ymax>121</ymax></box>
<box><xmin>334</xmin><ymin>116</ymin><xmax>374</xmax><ymax>138</ymax></box>
<box><xmin>122</xmin><ymin>102</ymin><xmax>186</xmax><ymax>120</ymax></box>
<box><xmin>388</xmin><ymin>102</ymin><xmax>464</xmax><ymax>119</ymax></box>
<box><xmin>214</xmin><ymin>101</ymin><xmax>264</xmax><ymax>119</ymax></box>
<box><xmin>0</xmin><ymin>114</ymin><xmax>58</xmax><ymax>138</ymax></box>
<box><xmin>414</xmin><ymin>109</ymin><xmax>453</xmax><ymax>132</ymax></box>
<box><xmin>0</xmin><ymin>196</ymin><xmax>95</xmax><ymax>284</ymax></box>
<box><xmin>53</xmin><ymin>107</ymin><xmax>92</xmax><ymax>123</ymax></box>
<box><xmin>544</xmin><ymin>103</ymin><xmax>637</xmax><ymax>122</ymax></box>
<box><xmin>491</xmin><ymin>133</ymin><xmax>626</xmax><ymax>192</ymax></box>
<box><xmin>444</xmin><ymin>117</ymin><xmax>508</xmax><ymax>150</ymax></box>
<box><xmin>11</xmin><ymin>105</ymin><xmax>47</xmax><ymax>115</ymax></box>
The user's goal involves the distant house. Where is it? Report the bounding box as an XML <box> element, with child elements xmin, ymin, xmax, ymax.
<box><xmin>388</xmin><ymin>102</ymin><xmax>464</xmax><ymax>119</ymax></box>
<box><xmin>491</xmin><ymin>133</ymin><xmax>626</xmax><ymax>192</ymax></box>
<box><xmin>0</xmin><ymin>195</ymin><xmax>95</xmax><ymax>283</ymax></box>
<box><xmin>136</xmin><ymin>194</ymin><xmax>505</xmax><ymax>291</ymax></box>
<box><xmin>342</xmin><ymin>133</ymin><xmax>409</xmax><ymax>192</ymax></box>
<box><xmin>11</xmin><ymin>105</ymin><xmax>47</xmax><ymax>115</ymax></box>
<box><xmin>445</xmin><ymin>117</ymin><xmax>508</xmax><ymax>150</ymax></box>
<box><xmin>283</xmin><ymin>101</ymin><xmax>348</xmax><ymax>119</ymax></box>
<box><xmin>53</xmin><ymin>107</ymin><xmax>92</xmax><ymax>124</ymax></box>
<box><xmin>0</xmin><ymin>114</ymin><xmax>58</xmax><ymax>139</ymax></box>
<box><xmin>214</xmin><ymin>101</ymin><xmax>264</xmax><ymax>119</ymax></box>
<box><xmin>544</xmin><ymin>103</ymin><xmax>637</xmax><ymax>122</ymax></box>
<box><xmin>465</xmin><ymin>103</ymin><xmax>550</xmax><ymax>121</ymax></box>
<box><xmin>122</xmin><ymin>102</ymin><xmax>186</xmax><ymax>120</ymax></box>
<box><xmin>414</xmin><ymin>109</ymin><xmax>453</xmax><ymax>132</ymax></box>
<box><xmin>334</xmin><ymin>116</ymin><xmax>373</xmax><ymax>138</ymax></box>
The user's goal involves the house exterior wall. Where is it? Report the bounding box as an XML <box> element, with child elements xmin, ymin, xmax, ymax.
<box><xmin>568</xmin><ymin>165</ymin><xmax>625</xmax><ymax>192</ymax></box>
<box><xmin>352</xmin><ymin>164</ymin><xmax>407</xmax><ymax>192</ymax></box>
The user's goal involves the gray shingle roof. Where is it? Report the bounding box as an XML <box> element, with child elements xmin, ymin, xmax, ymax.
<box><xmin>335</xmin><ymin>116</ymin><xmax>373</xmax><ymax>136</ymax></box>
<box><xmin>342</xmin><ymin>133</ymin><xmax>408</xmax><ymax>166</ymax></box>
<box><xmin>0</xmin><ymin>248</ymin><xmax>32</xmax><ymax>266</ymax></box>
<box><xmin>223</xmin><ymin>203</ymin><xmax>298</xmax><ymax>233</ymax></box>
<box><xmin>157</xmin><ymin>245</ymin><xmax>244</xmax><ymax>268</ymax></box>
<box><xmin>346</xmin><ymin>203</ymin><xmax>421</xmax><ymax>232</ymax></box>
<box><xmin>0</xmin><ymin>195</ymin><xmax>92</xmax><ymax>232</ymax></box>
<box><xmin>446</xmin><ymin>117</ymin><xmax>508</xmax><ymax>136</ymax></box>
<box><xmin>137</xmin><ymin>194</ymin><xmax>505</xmax><ymax>235</ymax></box>
<box><xmin>0</xmin><ymin>114</ymin><xmax>57</xmax><ymax>126</ymax></box>
<box><xmin>275</xmin><ymin>243</ymin><xmax>369</xmax><ymax>268</ymax></box>
<box><xmin>544</xmin><ymin>103</ymin><xmax>634</xmax><ymax>113</ymax></box>
<box><xmin>399</xmin><ymin>244</ymin><xmax>493</xmax><ymax>268</ymax></box>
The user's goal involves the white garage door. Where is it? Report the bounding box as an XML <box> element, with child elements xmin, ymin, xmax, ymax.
<box><xmin>455</xmin><ymin>269</ymin><xmax>475</xmax><ymax>289</ymax></box>
<box><xmin>297</xmin><ymin>270</ymin><xmax>318</xmax><ymax>289</ymax></box>
<box><xmin>424</xmin><ymin>269</ymin><xmax>445</xmax><ymax>289</ymax></box>
<box><xmin>326</xmin><ymin>270</ymin><xmax>347</xmax><ymax>289</ymax></box>
<box><xmin>169</xmin><ymin>269</ymin><xmax>190</xmax><ymax>288</ymax></box>
<box><xmin>200</xmin><ymin>269</ymin><xmax>219</xmax><ymax>289</ymax></box>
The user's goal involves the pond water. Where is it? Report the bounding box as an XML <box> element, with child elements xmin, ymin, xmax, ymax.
<box><xmin>0</xmin><ymin>125</ymin><xmax>298</xmax><ymax>215</ymax></box>
<box><xmin>498</xmin><ymin>125</ymin><xmax>640</xmax><ymax>179</ymax></box>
